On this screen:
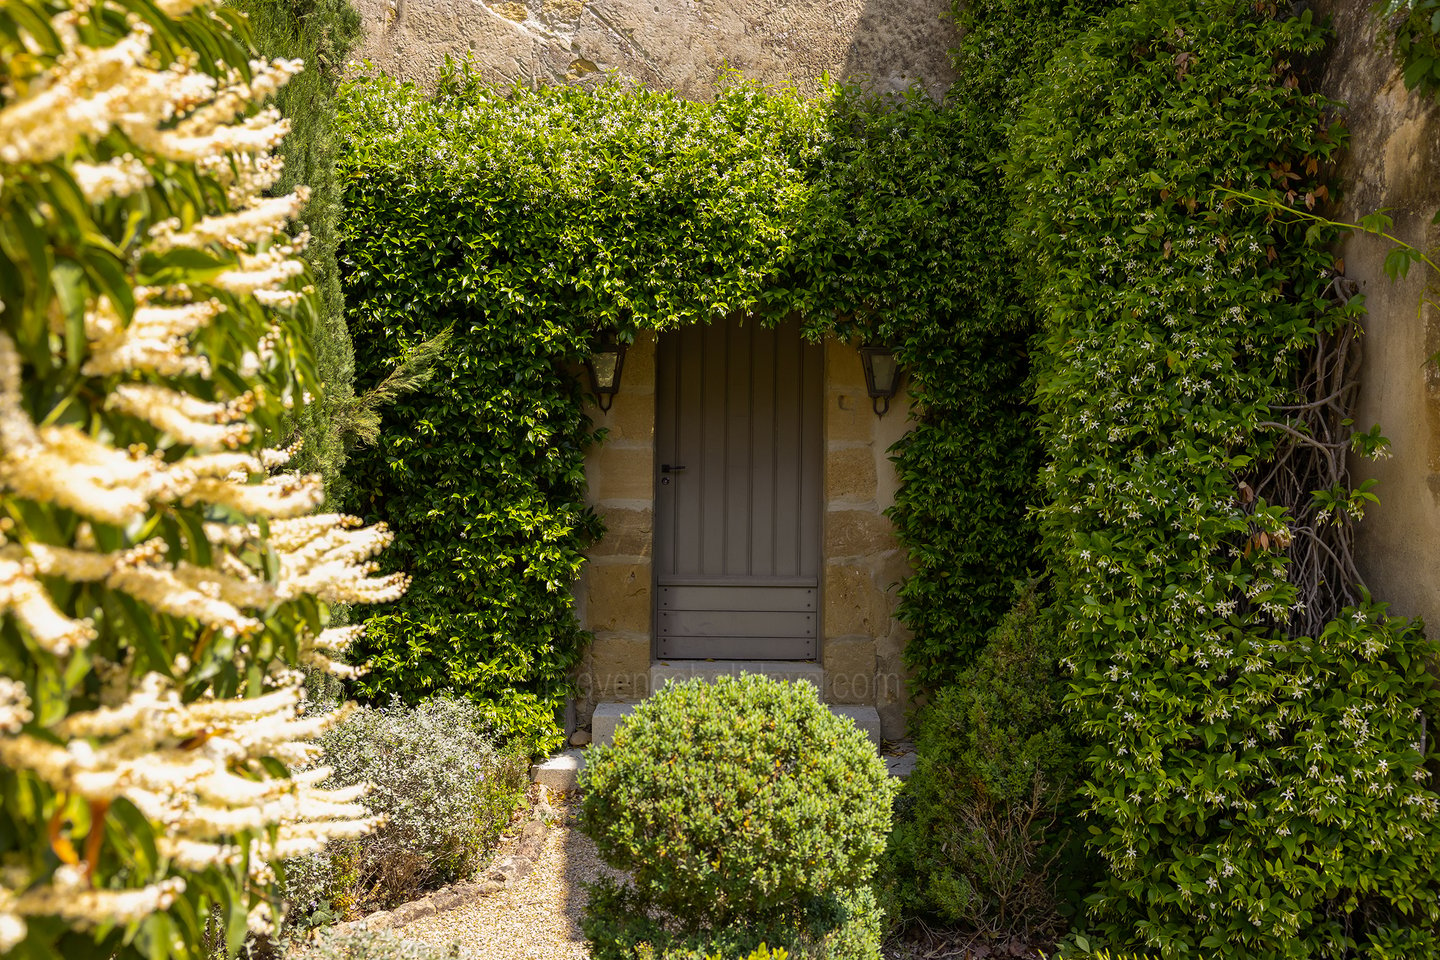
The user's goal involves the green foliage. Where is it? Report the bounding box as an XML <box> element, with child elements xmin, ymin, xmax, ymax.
<box><xmin>1382</xmin><ymin>0</ymin><xmax>1440</xmax><ymax>98</ymax></box>
<box><xmin>585</xmin><ymin>883</ymin><xmax>879</xmax><ymax>960</ymax></box>
<box><xmin>230</xmin><ymin>0</ymin><xmax>361</xmax><ymax>494</ymax></box>
<box><xmin>335</xmin><ymin>66</ymin><xmax>1045</xmax><ymax>742</ymax></box>
<box><xmin>882</xmin><ymin>585</ymin><xmax>1088</xmax><ymax>940</ymax></box>
<box><xmin>0</xmin><ymin>1</ymin><xmax>375</xmax><ymax>956</ymax></box>
<box><xmin>880</xmin><ymin>0</ymin><xmax>1120</xmax><ymax>686</ymax></box>
<box><xmin>281</xmin><ymin>696</ymin><xmax>527</xmax><ymax>929</ymax></box>
<box><xmin>1010</xmin><ymin>0</ymin><xmax>1440</xmax><ymax>954</ymax></box>
<box><xmin>578</xmin><ymin>675</ymin><xmax>894</xmax><ymax>958</ymax></box>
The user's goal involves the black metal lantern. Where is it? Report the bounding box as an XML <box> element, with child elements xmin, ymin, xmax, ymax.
<box><xmin>585</xmin><ymin>331</ymin><xmax>627</xmax><ymax>412</ymax></box>
<box><xmin>859</xmin><ymin>344</ymin><xmax>903</xmax><ymax>416</ymax></box>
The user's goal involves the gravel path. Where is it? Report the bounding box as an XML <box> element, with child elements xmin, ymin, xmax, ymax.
<box><xmin>401</xmin><ymin>801</ymin><xmax>620</xmax><ymax>960</ymax></box>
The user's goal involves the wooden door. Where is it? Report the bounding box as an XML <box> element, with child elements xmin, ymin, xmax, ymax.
<box><xmin>654</xmin><ymin>317</ymin><xmax>822</xmax><ymax>659</ymax></box>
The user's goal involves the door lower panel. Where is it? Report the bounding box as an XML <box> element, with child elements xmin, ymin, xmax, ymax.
<box><xmin>656</xmin><ymin>581</ymin><xmax>817</xmax><ymax>659</ymax></box>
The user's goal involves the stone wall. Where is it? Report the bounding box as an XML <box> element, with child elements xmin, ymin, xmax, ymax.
<box><xmin>821</xmin><ymin>340</ymin><xmax>911</xmax><ymax>737</ymax></box>
<box><xmin>349</xmin><ymin>0</ymin><xmax>957</xmax><ymax>100</ymax></box>
<box><xmin>574</xmin><ymin>331</ymin><xmax>656</xmax><ymax>718</ymax></box>
<box><xmin>572</xmin><ymin>329</ymin><xmax>912</xmax><ymax>738</ymax></box>
<box><xmin>1320</xmin><ymin>0</ymin><xmax>1440</xmax><ymax>631</ymax></box>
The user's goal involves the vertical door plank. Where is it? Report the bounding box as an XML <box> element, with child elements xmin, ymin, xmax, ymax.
<box><xmin>750</xmin><ymin>323</ymin><xmax>777</xmax><ymax>578</ymax></box>
<box><xmin>772</xmin><ymin>321</ymin><xmax>801</xmax><ymax>576</ymax></box>
<box><xmin>725</xmin><ymin>320</ymin><xmax>753</xmax><ymax>574</ymax></box>
<box><xmin>700</xmin><ymin>321</ymin><xmax>727</xmax><ymax>576</ymax></box>
<box><xmin>799</xmin><ymin>334</ymin><xmax>823</xmax><ymax>576</ymax></box>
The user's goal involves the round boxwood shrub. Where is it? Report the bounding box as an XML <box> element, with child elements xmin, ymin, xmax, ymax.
<box><xmin>579</xmin><ymin>674</ymin><xmax>895</xmax><ymax>951</ymax></box>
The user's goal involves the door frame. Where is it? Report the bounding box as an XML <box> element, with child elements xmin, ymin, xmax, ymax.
<box><xmin>651</xmin><ymin>317</ymin><xmax>824</xmax><ymax>661</ymax></box>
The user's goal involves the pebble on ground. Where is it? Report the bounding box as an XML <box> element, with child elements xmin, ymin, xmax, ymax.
<box><xmin>400</xmin><ymin>806</ymin><xmax>620</xmax><ymax>960</ymax></box>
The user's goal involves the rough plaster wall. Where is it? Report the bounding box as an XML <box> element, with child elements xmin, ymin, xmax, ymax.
<box><xmin>352</xmin><ymin>0</ymin><xmax>957</xmax><ymax>99</ymax></box>
<box><xmin>1320</xmin><ymin>0</ymin><xmax>1440</xmax><ymax>630</ymax></box>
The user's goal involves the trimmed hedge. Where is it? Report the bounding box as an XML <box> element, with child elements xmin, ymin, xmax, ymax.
<box><xmin>579</xmin><ymin>674</ymin><xmax>893</xmax><ymax>959</ymax></box>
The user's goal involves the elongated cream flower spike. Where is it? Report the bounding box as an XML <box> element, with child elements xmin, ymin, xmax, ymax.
<box><xmin>0</xmin><ymin>674</ymin><xmax>381</xmax><ymax>855</ymax></box>
<box><xmin>0</xmin><ymin>0</ymin><xmax>408</xmax><ymax>949</ymax></box>
<box><xmin>70</xmin><ymin>155</ymin><xmax>153</xmax><ymax>203</ymax></box>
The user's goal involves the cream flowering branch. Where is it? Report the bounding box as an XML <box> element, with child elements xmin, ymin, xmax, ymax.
<box><xmin>0</xmin><ymin>0</ymin><xmax>407</xmax><ymax>954</ymax></box>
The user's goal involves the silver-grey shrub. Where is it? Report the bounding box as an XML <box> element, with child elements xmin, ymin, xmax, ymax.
<box><xmin>283</xmin><ymin>695</ymin><xmax>526</xmax><ymax>927</ymax></box>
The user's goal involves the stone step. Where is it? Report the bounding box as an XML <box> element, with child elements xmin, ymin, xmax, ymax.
<box><xmin>529</xmin><ymin>748</ymin><xmax>585</xmax><ymax>792</ymax></box>
<box><xmin>590</xmin><ymin>701</ymin><xmax>635</xmax><ymax>748</ymax></box>
<box><xmin>827</xmin><ymin>705</ymin><xmax>882</xmax><ymax>747</ymax></box>
<box><xmin>590</xmin><ymin>701</ymin><xmax>881</xmax><ymax>749</ymax></box>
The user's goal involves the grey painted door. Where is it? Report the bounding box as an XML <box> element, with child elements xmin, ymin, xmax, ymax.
<box><xmin>654</xmin><ymin>316</ymin><xmax>822</xmax><ymax>659</ymax></box>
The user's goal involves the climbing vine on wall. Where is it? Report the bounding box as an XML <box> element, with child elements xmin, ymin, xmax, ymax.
<box><xmin>876</xmin><ymin>0</ymin><xmax>1121</xmax><ymax>687</ymax></box>
<box><xmin>336</xmin><ymin>66</ymin><xmax>1046</xmax><ymax>744</ymax></box>
<box><xmin>1011</xmin><ymin>0</ymin><xmax>1440</xmax><ymax>954</ymax></box>
<box><xmin>1382</xmin><ymin>0</ymin><xmax>1440</xmax><ymax>99</ymax></box>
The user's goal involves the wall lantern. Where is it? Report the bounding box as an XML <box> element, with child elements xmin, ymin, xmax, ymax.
<box><xmin>859</xmin><ymin>344</ymin><xmax>904</xmax><ymax>416</ymax></box>
<box><xmin>585</xmin><ymin>331</ymin><xmax>627</xmax><ymax>412</ymax></box>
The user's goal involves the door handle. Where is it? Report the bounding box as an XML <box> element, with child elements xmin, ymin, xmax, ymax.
<box><xmin>661</xmin><ymin>464</ymin><xmax>687</xmax><ymax>473</ymax></box>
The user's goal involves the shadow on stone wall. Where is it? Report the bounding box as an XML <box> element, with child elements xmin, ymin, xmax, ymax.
<box><xmin>350</xmin><ymin>0</ymin><xmax>957</xmax><ymax>100</ymax></box>
<box><xmin>839</xmin><ymin>0</ymin><xmax>956</xmax><ymax>99</ymax></box>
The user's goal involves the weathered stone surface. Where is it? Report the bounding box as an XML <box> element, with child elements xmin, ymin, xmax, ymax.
<box><xmin>569</xmin><ymin>728</ymin><xmax>591</xmax><ymax>747</ymax></box>
<box><xmin>827</xmin><ymin>704</ymin><xmax>881</xmax><ymax>746</ymax></box>
<box><xmin>530</xmin><ymin>748</ymin><xmax>585</xmax><ymax>791</ymax></box>
<box><xmin>886</xmin><ymin>751</ymin><xmax>917</xmax><ymax>779</ymax></box>
<box><xmin>826</xmin><ymin>339</ymin><xmax>869</xmax><ymax>390</ymax></box>
<box><xmin>429</xmin><ymin>888</ymin><xmax>468</xmax><ymax>911</ymax></box>
<box><xmin>389</xmin><ymin>899</ymin><xmax>435</xmax><ymax>925</ymax></box>
<box><xmin>823</xmin><ymin>562</ymin><xmax>887</xmax><ymax>638</ymax></box>
<box><xmin>620</xmin><ymin>331</ymin><xmax>657</xmax><ymax>387</ymax></box>
<box><xmin>360</xmin><ymin>911</ymin><xmax>393</xmax><ymax>930</ymax></box>
<box><xmin>875</xmin><ymin>548</ymin><xmax>911</xmax><ymax>598</ymax></box>
<box><xmin>584</xmin><ymin>562</ymin><xmax>651</xmax><ymax>632</ymax></box>
<box><xmin>587</xmin><ymin>390</ymin><xmax>655</xmax><ymax>444</ymax></box>
<box><xmin>488</xmin><ymin>855</ymin><xmax>533</xmax><ymax>883</ymax></box>
<box><xmin>352</xmin><ymin>0</ymin><xmax>957</xmax><ymax>101</ymax></box>
<box><xmin>825</xmin><ymin>445</ymin><xmax>879</xmax><ymax>505</ymax></box>
<box><xmin>1318</xmin><ymin>0</ymin><xmax>1440</xmax><ymax>632</ymax></box>
<box><xmin>589</xmin><ymin>505</ymin><xmax>652</xmax><ymax>558</ymax></box>
<box><xmin>824</xmin><ymin>508</ymin><xmax>896</xmax><ymax>559</ymax></box>
<box><xmin>586</xmin><ymin>443</ymin><xmax>654</xmax><ymax>502</ymax></box>
<box><xmin>874</xmin><ymin>650</ymin><xmax>909</xmax><ymax>739</ymax></box>
<box><xmin>826</xmin><ymin>391</ymin><xmax>877</xmax><ymax>444</ymax></box>
<box><xmin>870</xmin><ymin>385</ymin><xmax>911</xmax><ymax>508</ymax></box>
<box><xmin>578</xmin><ymin>633</ymin><xmax>651</xmax><ymax>702</ymax></box>
<box><xmin>591</xmin><ymin>700</ymin><xmax>636</xmax><ymax>746</ymax></box>
<box><xmin>823</xmin><ymin>635</ymin><xmax>877</xmax><ymax>704</ymax></box>
<box><xmin>517</xmin><ymin>821</ymin><xmax>548</xmax><ymax>859</ymax></box>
